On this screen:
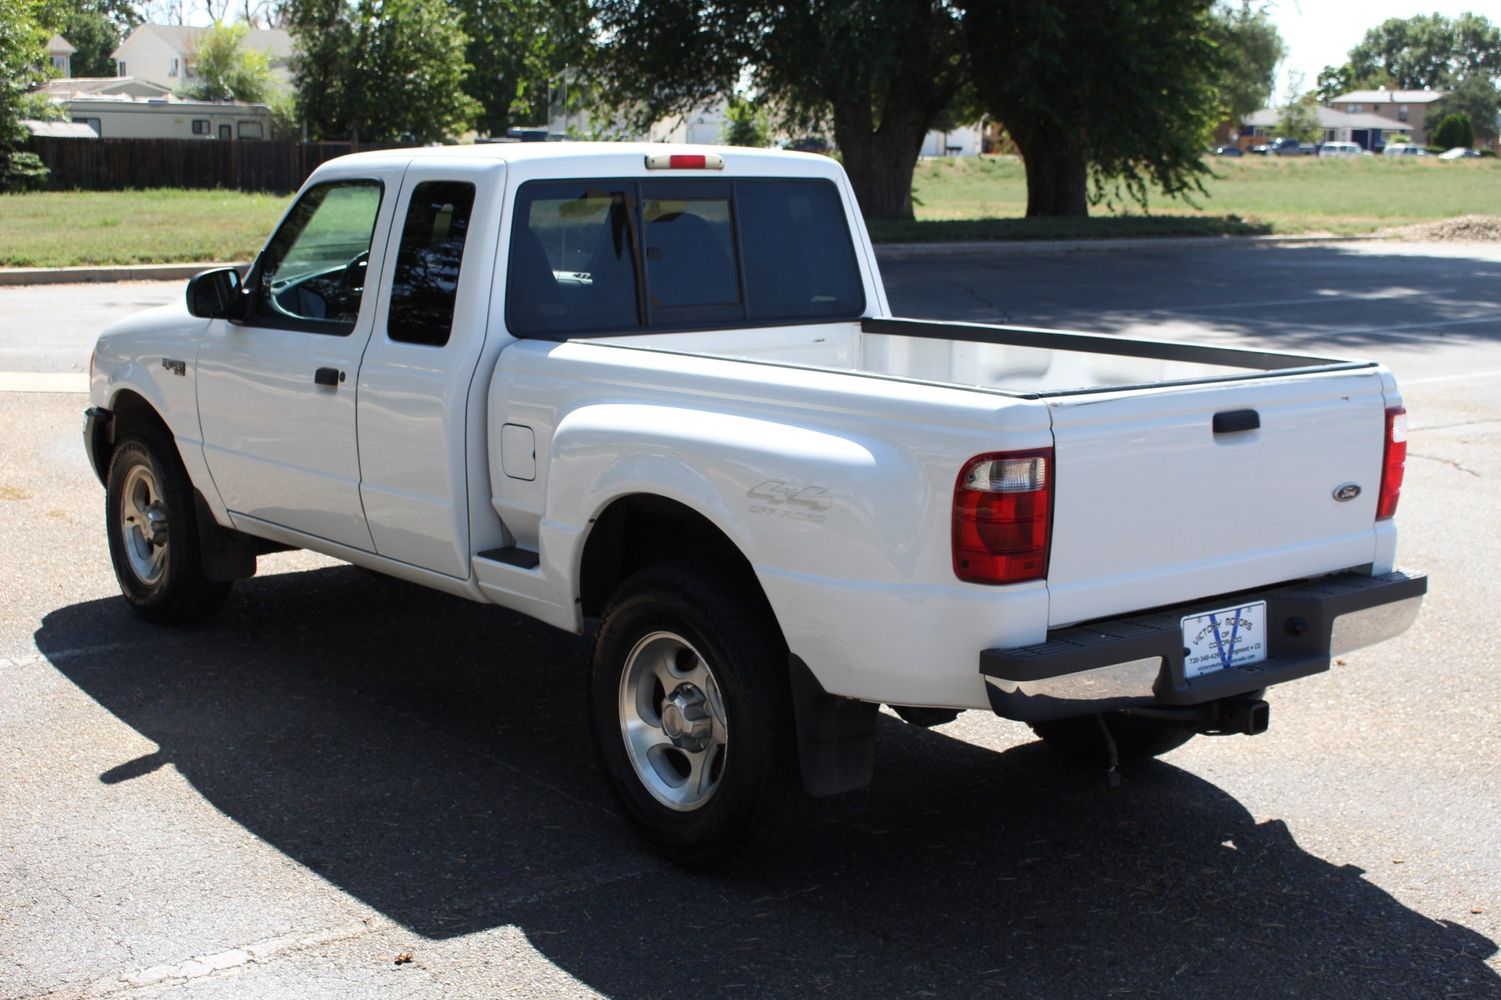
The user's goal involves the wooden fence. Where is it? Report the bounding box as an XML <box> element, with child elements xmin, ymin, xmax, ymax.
<box><xmin>25</xmin><ymin>137</ymin><xmax>405</xmax><ymax>193</ymax></box>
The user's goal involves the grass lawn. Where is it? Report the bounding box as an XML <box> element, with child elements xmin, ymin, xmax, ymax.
<box><xmin>0</xmin><ymin>189</ymin><xmax>292</xmax><ymax>268</ymax></box>
<box><xmin>2</xmin><ymin>153</ymin><xmax>1498</xmax><ymax>266</ymax></box>
<box><xmin>871</xmin><ymin>153</ymin><xmax>1501</xmax><ymax>242</ymax></box>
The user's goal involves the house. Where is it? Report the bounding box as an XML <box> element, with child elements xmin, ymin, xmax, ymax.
<box><xmin>1240</xmin><ymin>106</ymin><xmax>1414</xmax><ymax>151</ymax></box>
<box><xmin>34</xmin><ymin>77</ymin><xmax>273</xmax><ymax>140</ymax></box>
<box><xmin>110</xmin><ymin>23</ymin><xmax>293</xmax><ymax>92</ymax></box>
<box><xmin>650</xmin><ymin>104</ymin><xmax>731</xmax><ymax>145</ymax></box>
<box><xmin>920</xmin><ymin>124</ymin><xmax>984</xmax><ymax>157</ymax></box>
<box><xmin>1328</xmin><ymin>89</ymin><xmax>1446</xmax><ymax>145</ymax></box>
<box><xmin>47</xmin><ymin>35</ymin><xmax>75</xmax><ymax>77</ymax></box>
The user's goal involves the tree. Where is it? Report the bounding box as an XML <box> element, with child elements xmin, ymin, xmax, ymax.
<box><xmin>287</xmin><ymin>0</ymin><xmax>353</xmax><ymax>138</ymax></box>
<box><xmin>963</xmin><ymin>0</ymin><xmax>1222</xmax><ymax>217</ymax></box>
<box><xmin>1434</xmin><ymin>75</ymin><xmax>1500</xmax><ymax>145</ymax></box>
<box><xmin>456</xmin><ymin>0</ymin><xmax>588</xmax><ymax>137</ymax></box>
<box><xmin>1</xmin><ymin>0</ymin><xmax>50</xmax><ymax>191</ymax></box>
<box><xmin>589</xmin><ymin>0</ymin><xmax>969</xmax><ymax>220</ymax></box>
<box><xmin>1430</xmin><ymin>112</ymin><xmax>1474</xmax><ymax>149</ymax></box>
<box><xmin>1314</xmin><ymin>63</ymin><xmax>1362</xmax><ymax>105</ymax></box>
<box><xmin>1209</xmin><ymin>1</ymin><xmax>1285</xmax><ymax>123</ymax></box>
<box><xmin>1275</xmin><ymin>89</ymin><xmax>1320</xmax><ymax>142</ymax></box>
<box><xmin>39</xmin><ymin>0</ymin><xmax>139</xmax><ymax>78</ymax></box>
<box><xmin>188</xmin><ymin>20</ymin><xmax>272</xmax><ymax>102</ymax></box>
<box><xmin>720</xmin><ymin>94</ymin><xmax>769</xmax><ymax>147</ymax></box>
<box><xmin>1346</xmin><ymin>13</ymin><xmax>1501</xmax><ymax>91</ymax></box>
<box><xmin>1318</xmin><ymin>13</ymin><xmax>1501</xmax><ymax>98</ymax></box>
<box><xmin>288</xmin><ymin>0</ymin><xmax>478</xmax><ymax>143</ymax></box>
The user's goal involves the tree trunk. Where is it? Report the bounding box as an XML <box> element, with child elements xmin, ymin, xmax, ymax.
<box><xmin>833</xmin><ymin>103</ymin><xmax>930</xmax><ymax>221</ymax></box>
<box><xmin>1009</xmin><ymin>117</ymin><xmax>1089</xmax><ymax>217</ymax></box>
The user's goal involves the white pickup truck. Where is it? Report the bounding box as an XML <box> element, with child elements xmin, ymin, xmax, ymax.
<box><xmin>86</xmin><ymin>143</ymin><xmax>1426</xmax><ymax>865</ymax></box>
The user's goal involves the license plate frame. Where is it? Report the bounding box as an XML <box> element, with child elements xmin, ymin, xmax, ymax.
<box><xmin>1181</xmin><ymin>601</ymin><xmax>1268</xmax><ymax>680</ymax></box>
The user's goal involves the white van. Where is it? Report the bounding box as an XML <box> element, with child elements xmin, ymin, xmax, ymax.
<box><xmin>1318</xmin><ymin>141</ymin><xmax>1362</xmax><ymax>158</ymax></box>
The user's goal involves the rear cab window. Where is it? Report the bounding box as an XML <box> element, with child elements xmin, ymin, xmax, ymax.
<box><xmin>506</xmin><ymin>178</ymin><xmax>863</xmax><ymax>337</ymax></box>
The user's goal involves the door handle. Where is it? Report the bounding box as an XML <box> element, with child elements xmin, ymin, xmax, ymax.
<box><xmin>314</xmin><ymin>367</ymin><xmax>343</xmax><ymax>387</ymax></box>
<box><xmin>1213</xmin><ymin>409</ymin><xmax>1260</xmax><ymax>434</ymax></box>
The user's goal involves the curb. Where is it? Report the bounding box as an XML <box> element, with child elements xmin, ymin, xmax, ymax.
<box><xmin>0</xmin><ymin>263</ymin><xmax>239</xmax><ymax>287</ymax></box>
<box><xmin>873</xmin><ymin>233</ymin><xmax>1381</xmax><ymax>258</ymax></box>
<box><xmin>0</xmin><ymin>233</ymin><xmax>1381</xmax><ymax>284</ymax></box>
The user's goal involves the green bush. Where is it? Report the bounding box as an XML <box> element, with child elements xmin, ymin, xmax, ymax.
<box><xmin>1430</xmin><ymin>112</ymin><xmax>1475</xmax><ymax>150</ymax></box>
<box><xmin>0</xmin><ymin>150</ymin><xmax>48</xmax><ymax>192</ymax></box>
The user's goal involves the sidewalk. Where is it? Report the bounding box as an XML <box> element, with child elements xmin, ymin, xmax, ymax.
<box><xmin>0</xmin><ymin>263</ymin><xmax>233</xmax><ymax>287</ymax></box>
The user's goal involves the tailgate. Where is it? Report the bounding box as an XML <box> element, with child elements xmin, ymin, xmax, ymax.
<box><xmin>1045</xmin><ymin>370</ymin><xmax>1389</xmax><ymax>627</ymax></box>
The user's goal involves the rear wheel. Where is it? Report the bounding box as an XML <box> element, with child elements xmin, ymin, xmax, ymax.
<box><xmin>1030</xmin><ymin>712</ymin><xmax>1195</xmax><ymax>765</ymax></box>
<box><xmin>590</xmin><ymin>563</ymin><xmax>801</xmax><ymax>868</ymax></box>
<box><xmin>105</xmin><ymin>427</ymin><xmax>231</xmax><ymax>624</ymax></box>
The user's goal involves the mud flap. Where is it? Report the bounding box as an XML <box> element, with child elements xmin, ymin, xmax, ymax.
<box><xmin>788</xmin><ymin>654</ymin><xmax>877</xmax><ymax>796</ymax></box>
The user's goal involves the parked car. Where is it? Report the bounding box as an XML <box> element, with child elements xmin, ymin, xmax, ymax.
<box><xmin>1319</xmin><ymin>141</ymin><xmax>1362</xmax><ymax>158</ymax></box>
<box><xmin>1212</xmin><ymin>145</ymin><xmax>1244</xmax><ymax>157</ymax></box>
<box><xmin>1269</xmin><ymin>137</ymin><xmax>1312</xmax><ymax>156</ymax></box>
<box><xmin>1383</xmin><ymin>144</ymin><xmax>1429</xmax><ymax>157</ymax></box>
<box><xmin>83</xmin><ymin>143</ymin><xmax>1427</xmax><ymax>866</ymax></box>
<box><xmin>1437</xmin><ymin>147</ymin><xmax>1481</xmax><ymax>160</ymax></box>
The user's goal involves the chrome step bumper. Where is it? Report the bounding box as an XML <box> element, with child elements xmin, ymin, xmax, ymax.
<box><xmin>981</xmin><ymin>570</ymin><xmax>1427</xmax><ymax>723</ymax></box>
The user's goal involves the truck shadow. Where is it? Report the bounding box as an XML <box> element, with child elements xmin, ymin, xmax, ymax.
<box><xmin>35</xmin><ymin>567</ymin><xmax>1498</xmax><ymax>997</ymax></box>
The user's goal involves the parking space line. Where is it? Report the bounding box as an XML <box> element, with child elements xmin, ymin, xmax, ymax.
<box><xmin>0</xmin><ymin>371</ymin><xmax>88</xmax><ymax>393</ymax></box>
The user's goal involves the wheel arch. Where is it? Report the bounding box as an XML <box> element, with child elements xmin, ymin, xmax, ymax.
<box><xmin>102</xmin><ymin>388</ymin><xmax>262</xmax><ymax>582</ymax></box>
<box><xmin>88</xmin><ymin>389</ymin><xmax>174</xmax><ymax>486</ymax></box>
<box><xmin>578</xmin><ymin>493</ymin><xmax>764</xmax><ymax>621</ymax></box>
<box><xmin>578</xmin><ymin>492</ymin><xmax>877</xmax><ymax>798</ymax></box>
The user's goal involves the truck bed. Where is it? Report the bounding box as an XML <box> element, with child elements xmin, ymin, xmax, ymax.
<box><xmin>582</xmin><ymin>315</ymin><xmax>1397</xmax><ymax>629</ymax></box>
<box><xmin>590</xmin><ymin>316</ymin><xmax>1375</xmax><ymax>398</ymax></box>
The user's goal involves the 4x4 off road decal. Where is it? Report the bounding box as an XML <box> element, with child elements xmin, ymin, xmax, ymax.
<box><xmin>747</xmin><ymin>481</ymin><xmax>832</xmax><ymax>524</ymax></box>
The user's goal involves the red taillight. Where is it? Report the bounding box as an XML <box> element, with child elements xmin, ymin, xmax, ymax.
<box><xmin>670</xmin><ymin>154</ymin><xmax>706</xmax><ymax>169</ymax></box>
<box><xmin>953</xmin><ymin>449</ymin><xmax>1053</xmax><ymax>585</ymax></box>
<box><xmin>1377</xmin><ymin>406</ymin><xmax>1407</xmax><ymax>520</ymax></box>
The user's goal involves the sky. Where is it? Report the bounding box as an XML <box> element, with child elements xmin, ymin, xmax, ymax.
<box><xmin>1267</xmin><ymin>0</ymin><xmax>1487</xmax><ymax>98</ymax></box>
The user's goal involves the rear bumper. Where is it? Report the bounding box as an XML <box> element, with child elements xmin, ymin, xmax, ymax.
<box><xmin>981</xmin><ymin>570</ymin><xmax>1427</xmax><ymax>723</ymax></box>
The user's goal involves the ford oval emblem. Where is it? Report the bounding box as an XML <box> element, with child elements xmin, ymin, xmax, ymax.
<box><xmin>1333</xmin><ymin>483</ymin><xmax>1362</xmax><ymax>502</ymax></box>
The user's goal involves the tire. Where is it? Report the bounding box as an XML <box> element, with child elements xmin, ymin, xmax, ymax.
<box><xmin>590</xmin><ymin>562</ymin><xmax>802</xmax><ymax>868</ymax></box>
<box><xmin>1030</xmin><ymin>712</ymin><xmax>1196</xmax><ymax>765</ymax></box>
<box><xmin>105</xmin><ymin>426</ymin><xmax>232</xmax><ymax>624</ymax></box>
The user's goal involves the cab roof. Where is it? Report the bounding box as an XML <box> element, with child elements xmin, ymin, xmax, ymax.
<box><xmin>311</xmin><ymin>141</ymin><xmax>844</xmax><ymax>183</ymax></box>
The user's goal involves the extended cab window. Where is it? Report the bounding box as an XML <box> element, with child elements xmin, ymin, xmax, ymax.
<box><xmin>508</xmin><ymin>184</ymin><xmax>640</xmax><ymax>334</ymax></box>
<box><xmin>738</xmin><ymin>181</ymin><xmax>863</xmax><ymax>322</ymax></box>
<box><xmin>507</xmin><ymin>178</ymin><xmax>862</xmax><ymax>337</ymax></box>
<box><xmin>387</xmin><ymin>181</ymin><xmax>477</xmax><ymax>347</ymax></box>
<box><xmin>253</xmin><ymin>180</ymin><xmax>382</xmax><ymax>334</ymax></box>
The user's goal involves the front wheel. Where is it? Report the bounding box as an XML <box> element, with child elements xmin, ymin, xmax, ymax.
<box><xmin>590</xmin><ymin>563</ymin><xmax>801</xmax><ymax>868</ymax></box>
<box><xmin>105</xmin><ymin>427</ymin><xmax>231</xmax><ymax>624</ymax></box>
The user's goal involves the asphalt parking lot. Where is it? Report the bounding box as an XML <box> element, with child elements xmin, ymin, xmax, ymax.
<box><xmin>1</xmin><ymin>239</ymin><xmax>1498</xmax><ymax>998</ymax></box>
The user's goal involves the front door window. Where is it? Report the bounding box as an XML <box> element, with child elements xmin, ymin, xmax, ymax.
<box><xmin>252</xmin><ymin>180</ymin><xmax>383</xmax><ymax>333</ymax></box>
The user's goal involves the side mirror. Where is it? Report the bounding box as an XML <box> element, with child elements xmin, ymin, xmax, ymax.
<box><xmin>186</xmin><ymin>267</ymin><xmax>246</xmax><ymax>320</ymax></box>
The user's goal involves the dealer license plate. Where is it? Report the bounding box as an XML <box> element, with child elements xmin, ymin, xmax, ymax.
<box><xmin>1181</xmin><ymin>601</ymin><xmax>1267</xmax><ymax>680</ymax></box>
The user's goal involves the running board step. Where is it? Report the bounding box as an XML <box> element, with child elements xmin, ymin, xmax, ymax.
<box><xmin>476</xmin><ymin>546</ymin><xmax>540</xmax><ymax>570</ymax></box>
